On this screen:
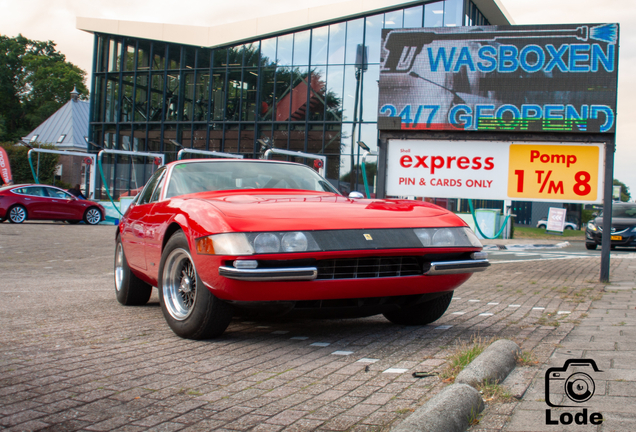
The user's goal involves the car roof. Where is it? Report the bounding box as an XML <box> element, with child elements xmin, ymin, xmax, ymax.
<box><xmin>166</xmin><ymin>158</ymin><xmax>305</xmax><ymax>168</ymax></box>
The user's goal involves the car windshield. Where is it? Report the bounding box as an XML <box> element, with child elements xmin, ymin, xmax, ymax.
<box><xmin>165</xmin><ymin>161</ymin><xmax>339</xmax><ymax>198</ymax></box>
<box><xmin>611</xmin><ymin>206</ymin><xmax>636</xmax><ymax>218</ymax></box>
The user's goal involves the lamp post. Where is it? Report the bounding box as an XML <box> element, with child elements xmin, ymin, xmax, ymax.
<box><xmin>349</xmin><ymin>44</ymin><xmax>368</xmax><ymax>194</ymax></box>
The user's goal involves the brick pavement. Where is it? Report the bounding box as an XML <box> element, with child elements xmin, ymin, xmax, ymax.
<box><xmin>0</xmin><ymin>222</ymin><xmax>624</xmax><ymax>431</ymax></box>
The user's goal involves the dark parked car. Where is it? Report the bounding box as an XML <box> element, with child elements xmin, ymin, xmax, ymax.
<box><xmin>0</xmin><ymin>184</ymin><xmax>105</xmax><ymax>224</ymax></box>
<box><xmin>585</xmin><ymin>203</ymin><xmax>636</xmax><ymax>250</ymax></box>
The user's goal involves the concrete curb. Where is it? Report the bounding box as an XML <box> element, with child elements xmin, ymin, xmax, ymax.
<box><xmin>391</xmin><ymin>339</ymin><xmax>520</xmax><ymax>432</ymax></box>
<box><xmin>455</xmin><ymin>339</ymin><xmax>521</xmax><ymax>387</ymax></box>
<box><xmin>391</xmin><ymin>384</ymin><xmax>484</xmax><ymax>432</ymax></box>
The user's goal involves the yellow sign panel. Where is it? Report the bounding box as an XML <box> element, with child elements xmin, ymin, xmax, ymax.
<box><xmin>507</xmin><ymin>144</ymin><xmax>600</xmax><ymax>201</ymax></box>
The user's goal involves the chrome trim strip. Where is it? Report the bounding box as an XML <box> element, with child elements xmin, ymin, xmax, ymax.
<box><xmin>425</xmin><ymin>259</ymin><xmax>490</xmax><ymax>275</ymax></box>
<box><xmin>219</xmin><ymin>266</ymin><xmax>318</xmax><ymax>281</ymax></box>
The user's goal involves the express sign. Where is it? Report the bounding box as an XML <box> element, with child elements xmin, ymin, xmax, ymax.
<box><xmin>386</xmin><ymin>140</ymin><xmax>604</xmax><ymax>203</ymax></box>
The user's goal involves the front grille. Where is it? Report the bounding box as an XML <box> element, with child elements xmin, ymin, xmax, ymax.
<box><xmin>317</xmin><ymin>256</ymin><xmax>422</xmax><ymax>280</ymax></box>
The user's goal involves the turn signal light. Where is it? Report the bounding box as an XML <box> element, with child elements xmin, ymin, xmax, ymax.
<box><xmin>196</xmin><ymin>237</ymin><xmax>215</xmax><ymax>255</ymax></box>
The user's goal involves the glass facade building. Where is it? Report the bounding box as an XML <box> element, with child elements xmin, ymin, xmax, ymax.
<box><xmin>88</xmin><ymin>0</ymin><xmax>491</xmax><ymax>198</ymax></box>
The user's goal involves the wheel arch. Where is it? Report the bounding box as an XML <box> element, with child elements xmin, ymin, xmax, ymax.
<box><xmin>162</xmin><ymin>221</ymin><xmax>186</xmax><ymax>253</ymax></box>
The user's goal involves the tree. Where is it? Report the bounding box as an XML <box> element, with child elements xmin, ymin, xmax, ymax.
<box><xmin>0</xmin><ymin>34</ymin><xmax>88</xmax><ymax>143</ymax></box>
<box><xmin>613</xmin><ymin>179</ymin><xmax>631</xmax><ymax>202</ymax></box>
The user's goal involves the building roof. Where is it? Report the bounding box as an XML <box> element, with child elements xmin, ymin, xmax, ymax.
<box><xmin>23</xmin><ymin>97</ymin><xmax>89</xmax><ymax>151</ymax></box>
<box><xmin>77</xmin><ymin>0</ymin><xmax>514</xmax><ymax>49</ymax></box>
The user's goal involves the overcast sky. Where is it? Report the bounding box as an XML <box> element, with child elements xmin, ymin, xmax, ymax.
<box><xmin>1</xmin><ymin>0</ymin><xmax>634</xmax><ymax>197</ymax></box>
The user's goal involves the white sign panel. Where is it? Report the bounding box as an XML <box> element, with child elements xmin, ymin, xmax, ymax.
<box><xmin>385</xmin><ymin>139</ymin><xmax>604</xmax><ymax>203</ymax></box>
<box><xmin>546</xmin><ymin>207</ymin><xmax>567</xmax><ymax>232</ymax></box>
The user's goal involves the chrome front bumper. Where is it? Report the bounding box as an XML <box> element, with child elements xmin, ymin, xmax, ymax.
<box><xmin>219</xmin><ymin>259</ymin><xmax>490</xmax><ymax>281</ymax></box>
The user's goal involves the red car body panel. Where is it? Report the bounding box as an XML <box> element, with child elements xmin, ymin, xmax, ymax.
<box><xmin>0</xmin><ymin>184</ymin><xmax>105</xmax><ymax>222</ymax></box>
<box><xmin>119</xmin><ymin>161</ymin><xmax>483</xmax><ymax>303</ymax></box>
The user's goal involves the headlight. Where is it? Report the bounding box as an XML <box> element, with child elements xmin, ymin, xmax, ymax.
<box><xmin>587</xmin><ymin>222</ymin><xmax>597</xmax><ymax>231</ymax></box>
<box><xmin>196</xmin><ymin>231</ymin><xmax>319</xmax><ymax>255</ymax></box>
<box><xmin>413</xmin><ymin>227</ymin><xmax>482</xmax><ymax>248</ymax></box>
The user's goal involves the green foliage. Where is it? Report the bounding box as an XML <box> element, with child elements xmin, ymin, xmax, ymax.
<box><xmin>0</xmin><ymin>142</ymin><xmax>59</xmax><ymax>185</ymax></box>
<box><xmin>0</xmin><ymin>34</ymin><xmax>88</xmax><ymax>143</ymax></box>
<box><xmin>582</xmin><ymin>209</ymin><xmax>596</xmax><ymax>224</ymax></box>
<box><xmin>339</xmin><ymin>162</ymin><xmax>377</xmax><ymax>184</ymax></box>
<box><xmin>613</xmin><ymin>179</ymin><xmax>631</xmax><ymax>202</ymax></box>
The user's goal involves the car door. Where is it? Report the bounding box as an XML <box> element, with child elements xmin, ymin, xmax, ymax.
<box><xmin>120</xmin><ymin>168</ymin><xmax>166</xmax><ymax>271</ymax></box>
<box><xmin>43</xmin><ymin>187</ymin><xmax>77</xmax><ymax>218</ymax></box>
<box><xmin>21</xmin><ymin>186</ymin><xmax>53</xmax><ymax>219</ymax></box>
<box><xmin>142</xmin><ymin>172</ymin><xmax>168</xmax><ymax>275</ymax></box>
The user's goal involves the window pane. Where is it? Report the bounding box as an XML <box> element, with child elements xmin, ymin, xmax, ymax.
<box><xmin>135</xmin><ymin>74</ymin><xmax>148</xmax><ymax>121</ymax></box>
<box><xmin>403</xmin><ymin>5</ymin><xmax>423</xmax><ymax>28</ymax></box>
<box><xmin>209</xmin><ymin>124</ymin><xmax>223</xmax><ymax>151</ymax></box>
<box><xmin>109</xmin><ymin>39</ymin><xmax>121</xmax><ymax>72</ymax></box>
<box><xmin>444</xmin><ymin>0</ymin><xmax>463</xmax><ymax>27</ymax></box>
<box><xmin>193</xmin><ymin>125</ymin><xmax>207</xmax><ymax>150</ymax></box>
<box><xmin>240</xmin><ymin>125</ymin><xmax>255</xmax><ymax>154</ymax></box>
<box><xmin>123</xmin><ymin>43</ymin><xmax>135</xmax><ymax>71</ymax></box>
<box><xmin>149</xmin><ymin>73</ymin><xmax>164</xmax><ymax>121</ymax></box>
<box><xmin>307</xmin><ymin>123</ymin><xmax>323</xmax><ymax>154</ymax></box>
<box><xmin>277</xmin><ymin>34</ymin><xmax>293</xmax><ymax>66</ymax></box>
<box><xmin>425</xmin><ymin>1</ymin><xmax>445</xmax><ymax>27</ymax></box>
<box><xmin>365</xmin><ymin>14</ymin><xmax>383</xmax><ymax>64</ymax></box>
<box><xmin>259</xmin><ymin>67</ymin><xmax>276</xmax><ymax>121</ymax></box>
<box><xmin>342</xmin><ymin>65</ymin><xmax>357</xmax><ymax>121</ymax></box>
<box><xmin>213</xmin><ymin>48</ymin><xmax>228</xmax><ymax>67</ymax></box>
<box><xmin>105</xmin><ymin>77</ymin><xmax>119</xmax><ymax>122</ymax></box>
<box><xmin>211</xmin><ymin>71</ymin><xmax>225</xmax><ymax>121</ymax></box>
<box><xmin>308</xmin><ymin>67</ymin><xmax>327</xmax><ymax>121</ymax></box>
<box><xmin>242</xmin><ymin>68</ymin><xmax>258</xmax><ymax>121</ymax></box>
<box><xmin>137</xmin><ymin>41</ymin><xmax>151</xmax><ymax>70</ymax></box>
<box><xmin>167</xmin><ymin>45</ymin><xmax>181</xmax><ymax>69</ymax></box>
<box><xmin>290</xmin><ymin>67</ymin><xmax>309</xmax><ymax>121</ymax></box>
<box><xmin>345</xmin><ymin>18</ymin><xmax>364</xmax><ymax>64</ymax></box>
<box><xmin>96</xmin><ymin>36</ymin><xmax>107</xmax><ymax>72</ymax></box>
<box><xmin>226</xmin><ymin>69</ymin><xmax>242</xmax><ymax>121</ymax></box>
<box><xmin>384</xmin><ymin>10</ymin><xmax>403</xmax><ymax>29</ymax></box>
<box><xmin>273</xmin><ymin>123</ymin><xmax>289</xmax><ymax>149</ymax></box>
<box><xmin>224</xmin><ymin>124</ymin><xmax>239</xmax><ymax>153</ymax></box>
<box><xmin>311</xmin><ymin>26</ymin><xmax>329</xmax><ymax>66</ymax></box>
<box><xmin>184</xmin><ymin>46</ymin><xmax>196</xmax><ymax>69</ymax></box>
<box><xmin>93</xmin><ymin>76</ymin><xmax>105</xmax><ymax>121</ymax></box>
<box><xmin>293</xmin><ymin>30</ymin><xmax>310</xmax><ymax>66</ymax></box>
<box><xmin>196</xmin><ymin>48</ymin><xmax>211</xmax><ymax>69</ymax></box>
<box><xmin>133</xmin><ymin>124</ymin><xmax>146</xmax><ymax>152</ymax></box>
<box><xmin>289</xmin><ymin>123</ymin><xmax>305</xmax><ymax>151</ymax></box>
<box><xmin>120</xmin><ymin>74</ymin><xmax>134</xmax><ymax>122</ymax></box>
<box><xmin>326</xmin><ymin>64</ymin><xmax>344</xmax><ymax>122</ymax></box>
<box><xmin>183</xmin><ymin>73</ymin><xmax>195</xmax><ymax>121</ymax></box>
<box><xmin>328</xmin><ymin>23</ymin><xmax>345</xmax><ymax>64</ymax></box>
<box><xmin>361</xmin><ymin>64</ymin><xmax>379</xmax><ymax>122</ymax></box>
<box><xmin>274</xmin><ymin>67</ymin><xmax>292</xmax><ymax>121</ymax></box>
<box><xmin>165</xmin><ymin>73</ymin><xmax>180</xmax><ymax>121</ymax></box>
<box><xmin>241</xmin><ymin>42</ymin><xmax>260</xmax><ymax>67</ymax></box>
<box><xmin>194</xmin><ymin>73</ymin><xmax>210</xmax><ymax>121</ymax></box>
<box><xmin>261</xmin><ymin>37</ymin><xmax>277</xmax><ymax>66</ymax></box>
<box><xmin>152</xmin><ymin>43</ymin><xmax>166</xmax><ymax>70</ymax></box>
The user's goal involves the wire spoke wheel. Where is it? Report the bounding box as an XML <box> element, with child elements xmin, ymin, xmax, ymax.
<box><xmin>162</xmin><ymin>248</ymin><xmax>197</xmax><ymax>321</ymax></box>
<box><xmin>85</xmin><ymin>208</ymin><xmax>101</xmax><ymax>225</ymax></box>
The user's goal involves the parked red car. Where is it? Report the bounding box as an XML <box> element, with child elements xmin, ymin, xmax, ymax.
<box><xmin>0</xmin><ymin>184</ymin><xmax>104</xmax><ymax>224</ymax></box>
<box><xmin>115</xmin><ymin>159</ymin><xmax>489</xmax><ymax>339</ymax></box>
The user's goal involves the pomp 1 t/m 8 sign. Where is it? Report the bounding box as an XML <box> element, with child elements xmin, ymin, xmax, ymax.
<box><xmin>378</xmin><ymin>24</ymin><xmax>619</xmax><ymax>133</ymax></box>
<box><xmin>386</xmin><ymin>140</ymin><xmax>604</xmax><ymax>203</ymax></box>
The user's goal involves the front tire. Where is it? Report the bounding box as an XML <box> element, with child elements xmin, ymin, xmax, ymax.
<box><xmin>383</xmin><ymin>292</ymin><xmax>453</xmax><ymax>326</ymax></box>
<box><xmin>538</xmin><ymin>224</ymin><xmax>546</xmax><ymax>229</ymax></box>
<box><xmin>84</xmin><ymin>207</ymin><xmax>102</xmax><ymax>225</ymax></box>
<box><xmin>585</xmin><ymin>243</ymin><xmax>597</xmax><ymax>250</ymax></box>
<box><xmin>158</xmin><ymin>231</ymin><xmax>233</xmax><ymax>339</ymax></box>
<box><xmin>115</xmin><ymin>237</ymin><xmax>152</xmax><ymax>305</ymax></box>
<box><xmin>8</xmin><ymin>205</ymin><xmax>27</xmax><ymax>223</ymax></box>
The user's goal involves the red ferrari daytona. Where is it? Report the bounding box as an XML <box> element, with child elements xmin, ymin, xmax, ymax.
<box><xmin>115</xmin><ymin>159</ymin><xmax>489</xmax><ymax>339</ymax></box>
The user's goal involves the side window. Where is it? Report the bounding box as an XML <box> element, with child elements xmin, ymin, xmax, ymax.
<box><xmin>24</xmin><ymin>187</ymin><xmax>46</xmax><ymax>197</ymax></box>
<box><xmin>46</xmin><ymin>188</ymin><xmax>72</xmax><ymax>199</ymax></box>
<box><xmin>150</xmin><ymin>173</ymin><xmax>166</xmax><ymax>203</ymax></box>
<box><xmin>138</xmin><ymin>168</ymin><xmax>165</xmax><ymax>205</ymax></box>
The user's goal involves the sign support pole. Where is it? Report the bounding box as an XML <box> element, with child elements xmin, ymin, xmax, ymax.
<box><xmin>600</xmin><ymin>137</ymin><xmax>615</xmax><ymax>283</ymax></box>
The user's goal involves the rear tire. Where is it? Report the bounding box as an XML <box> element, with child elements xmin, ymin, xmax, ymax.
<box><xmin>565</xmin><ymin>226</ymin><xmax>573</xmax><ymax>230</ymax></box>
<box><xmin>114</xmin><ymin>236</ymin><xmax>152</xmax><ymax>305</ymax></box>
<box><xmin>383</xmin><ymin>292</ymin><xmax>453</xmax><ymax>326</ymax></box>
<box><xmin>585</xmin><ymin>243</ymin><xmax>597</xmax><ymax>250</ymax></box>
<box><xmin>67</xmin><ymin>220</ymin><xmax>81</xmax><ymax>225</ymax></box>
<box><xmin>8</xmin><ymin>205</ymin><xmax>27</xmax><ymax>223</ymax></box>
<box><xmin>158</xmin><ymin>231</ymin><xmax>233</xmax><ymax>339</ymax></box>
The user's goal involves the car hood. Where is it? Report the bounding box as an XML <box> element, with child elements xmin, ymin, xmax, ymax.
<box><xmin>593</xmin><ymin>217</ymin><xmax>636</xmax><ymax>230</ymax></box>
<box><xmin>186</xmin><ymin>190</ymin><xmax>464</xmax><ymax>232</ymax></box>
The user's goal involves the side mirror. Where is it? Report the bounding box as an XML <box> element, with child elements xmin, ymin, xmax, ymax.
<box><xmin>349</xmin><ymin>191</ymin><xmax>364</xmax><ymax>199</ymax></box>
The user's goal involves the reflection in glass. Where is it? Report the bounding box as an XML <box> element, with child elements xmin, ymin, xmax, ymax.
<box><xmin>242</xmin><ymin>68</ymin><xmax>258</xmax><ymax>121</ymax></box>
<box><xmin>152</xmin><ymin>43</ymin><xmax>166</xmax><ymax>70</ymax></box>
<box><xmin>149</xmin><ymin>74</ymin><xmax>165</xmax><ymax>121</ymax></box>
<box><xmin>384</xmin><ymin>10</ymin><xmax>403</xmax><ymax>29</ymax></box>
<box><xmin>193</xmin><ymin>125</ymin><xmax>207</xmax><ymax>149</ymax></box>
<box><xmin>133</xmin><ymin>124</ymin><xmax>146</xmax><ymax>152</ymax></box>
<box><xmin>361</xmin><ymin>65</ymin><xmax>379</xmax><ymax>122</ymax></box>
<box><xmin>425</xmin><ymin>1</ymin><xmax>445</xmax><ymax>27</ymax></box>
<box><xmin>277</xmin><ymin>34</ymin><xmax>293</xmax><ymax>66</ymax></box>
<box><xmin>241</xmin><ymin>42</ymin><xmax>260</xmax><ymax>67</ymax></box>
<box><xmin>308</xmin><ymin>67</ymin><xmax>327</xmax><ymax>121</ymax></box>
<box><xmin>403</xmin><ymin>5</ymin><xmax>423</xmax><ymax>28</ymax></box>
<box><xmin>289</xmin><ymin>67</ymin><xmax>309</xmax><ymax>122</ymax></box>
<box><xmin>259</xmin><ymin>67</ymin><xmax>276</xmax><ymax>121</ymax></box>
<box><xmin>345</xmin><ymin>19</ymin><xmax>364</xmax><ymax>64</ymax></box>
<box><xmin>105</xmin><ymin>77</ymin><xmax>119</xmax><ymax>122</ymax></box>
<box><xmin>211</xmin><ymin>72</ymin><xmax>225</xmax><ymax>121</ymax></box>
<box><xmin>293</xmin><ymin>30</ymin><xmax>310</xmax><ymax>65</ymax></box>
<box><xmin>135</xmin><ymin>74</ymin><xmax>148</xmax><ymax>121</ymax></box>
<box><xmin>214</xmin><ymin>48</ymin><xmax>228</xmax><ymax>67</ymax></box>
<box><xmin>328</xmin><ymin>23</ymin><xmax>345</xmax><ymax>64</ymax></box>
<box><xmin>289</xmin><ymin>124</ymin><xmax>306</xmax><ymax>151</ymax></box>
<box><xmin>224</xmin><ymin>124</ymin><xmax>239</xmax><ymax>153</ymax></box>
<box><xmin>261</xmin><ymin>38</ymin><xmax>277</xmax><ymax>66</ymax></box>
<box><xmin>311</xmin><ymin>26</ymin><xmax>329</xmax><ymax>66</ymax></box>
<box><xmin>165</xmin><ymin>73</ymin><xmax>180</xmax><ymax>121</ymax></box>
<box><xmin>274</xmin><ymin>67</ymin><xmax>291</xmax><ymax>121</ymax></box>
<box><xmin>109</xmin><ymin>39</ymin><xmax>121</xmax><ymax>72</ymax></box>
<box><xmin>342</xmin><ymin>65</ymin><xmax>357</xmax><ymax>122</ymax></box>
<box><xmin>121</xmin><ymin>74</ymin><xmax>134</xmax><ymax>122</ymax></box>
<box><xmin>183</xmin><ymin>73</ymin><xmax>195</xmax><ymax>121</ymax></box>
<box><xmin>124</xmin><ymin>44</ymin><xmax>135</xmax><ymax>71</ymax></box>
<box><xmin>196</xmin><ymin>48</ymin><xmax>210</xmax><ymax>69</ymax></box>
<box><xmin>184</xmin><ymin>47</ymin><xmax>195</xmax><ymax>69</ymax></box>
<box><xmin>326</xmin><ymin>65</ymin><xmax>344</xmax><ymax>122</ymax></box>
<box><xmin>365</xmin><ymin>14</ymin><xmax>383</xmax><ymax>64</ymax></box>
<box><xmin>168</xmin><ymin>45</ymin><xmax>181</xmax><ymax>69</ymax></box>
<box><xmin>444</xmin><ymin>0</ymin><xmax>463</xmax><ymax>27</ymax></box>
<box><xmin>194</xmin><ymin>73</ymin><xmax>209</xmax><ymax>121</ymax></box>
<box><xmin>226</xmin><ymin>69</ymin><xmax>242</xmax><ymax>121</ymax></box>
